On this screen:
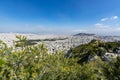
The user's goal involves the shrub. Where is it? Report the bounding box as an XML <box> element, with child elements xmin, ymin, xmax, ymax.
<box><xmin>0</xmin><ymin>36</ymin><xmax>118</xmax><ymax>80</ymax></box>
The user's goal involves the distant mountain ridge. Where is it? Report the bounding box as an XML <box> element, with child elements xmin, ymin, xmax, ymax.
<box><xmin>73</xmin><ymin>33</ymin><xmax>95</xmax><ymax>36</ymax></box>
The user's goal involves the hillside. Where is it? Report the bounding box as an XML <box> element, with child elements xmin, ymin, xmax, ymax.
<box><xmin>67</xmin><ymin>39</ymin><xmax>120</xmax><ymax>64</ymax></box>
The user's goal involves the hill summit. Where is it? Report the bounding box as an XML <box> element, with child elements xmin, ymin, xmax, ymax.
<box><xmin>74</xmin><ymin>33</ymin><xmax>95</xmax><ymax>36</ymax></box>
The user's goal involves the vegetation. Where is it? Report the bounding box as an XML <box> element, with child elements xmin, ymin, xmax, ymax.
<box><xmin>0</xmin><ymin>36</ymin><xmax>119</xmax><ymax>80</ymax></box>
<box><xmin>70</xmin><ymin>39</ymin><xmax>120</xmax><ymax>64</ymax></box>
<box><xmin>103</xmin><ymin>57</ymin><xmax>120</xmax><ymax>80</ymax></box>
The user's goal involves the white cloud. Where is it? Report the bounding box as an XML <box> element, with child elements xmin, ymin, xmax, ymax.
<box><xmin>72</xmin><ymin>29</ymin><xmax>87</xmax><ymax>33</ymax></box>
<box><xmin>100</xmin><ymin>16</ymin><xmax>118</xmax><ymax>22</ymax></box>
<box><xmin>94</xmin><ymin>23</ymin><xmax>110</xmax><ymax>29</ymax></box>
<box><xmin>92</xmin><ymin>22</ymin><xmax>120</xmax><ymax>35</ymax></box>
<box><xmin>101</xmin><ymin>18</ymin><xmax>108</xmax><ymax>21</ymax></box>
<box><xmin>111</xmin><ymin>16</ymin><xmax>118</xmax><ymax>20</ymax></box>
<box><xmin>91</xmin><ymin>16</ymin><xmax>120</xmax><ymax>35</ymax></box>
<box><xmin>94</xmin><ymin>23</ymin><xmax>102</xmax><ymax>26</ymax></box>
<box><xmin>115</xmin><ymin>27</ymin><xmax>120</xmax><ymax>31</ymax></box>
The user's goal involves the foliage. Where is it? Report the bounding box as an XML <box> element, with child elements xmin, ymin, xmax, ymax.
<box><xmin>0</xmin><ymin>36</ymin><xmax>119</xmax><ymax>80</ymax></box>
<box><xmin>103</xmin><ymin>56</ymin><xmax>120</xmax><ymax>80</ymax></box>
<box><xmin>71</xmin><ymin>39</ymin><xmax>120</xmax><ymax>63</ymax></box>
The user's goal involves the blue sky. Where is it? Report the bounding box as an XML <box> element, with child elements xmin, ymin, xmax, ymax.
<box><xmin>0</xmin><ymin>0</ymin><xmax>120</xmax><ymax>35</ymax></box>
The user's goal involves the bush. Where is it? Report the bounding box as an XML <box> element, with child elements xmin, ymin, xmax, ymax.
<box><xmin>0</xmin><ymin>36</ymin><xmax>118</xmax><ymax>80</ymax></box>
<box><xmin>103</xmin><ymin>57</ymin><xmax>120</xmax><ymax>80</ymax></box>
